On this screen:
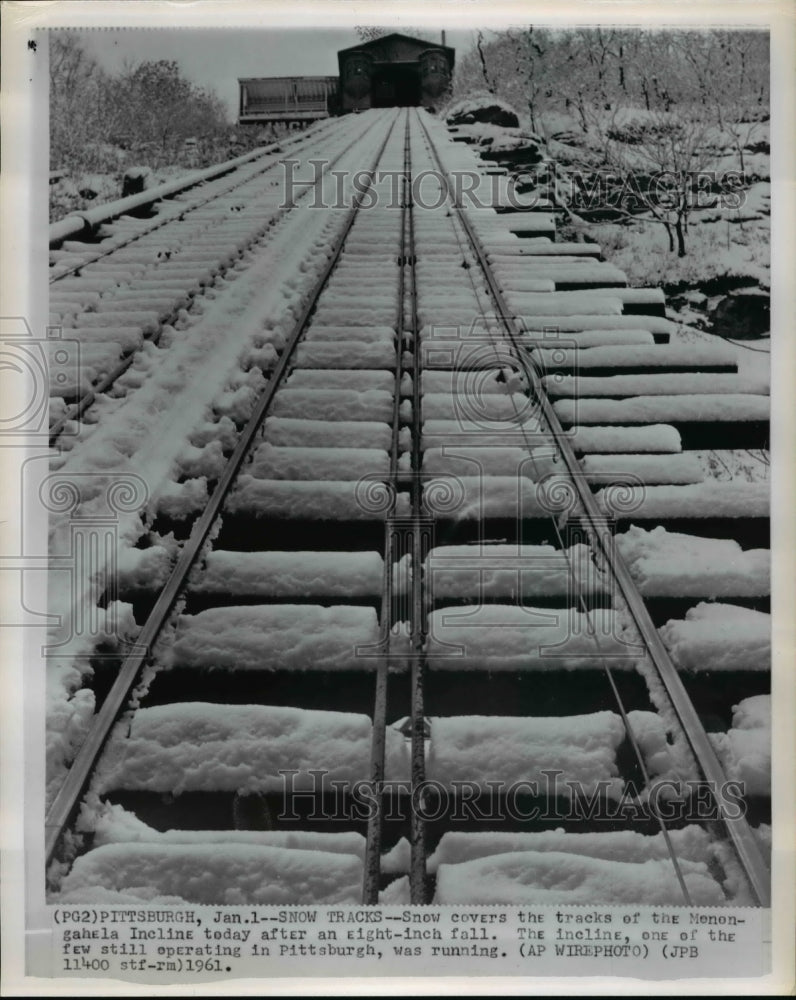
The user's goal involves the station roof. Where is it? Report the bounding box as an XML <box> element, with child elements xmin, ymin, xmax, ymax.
<box><xmin>338</xmin><ymin>32</ymin><xmax>455</xmax><ymax>64</ymax></box>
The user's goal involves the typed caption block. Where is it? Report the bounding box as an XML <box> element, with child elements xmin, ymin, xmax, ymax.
<box><xmin>47</xmin><ymin>904</ymin><xmax>767</xmax><ymax>982</ymax></box>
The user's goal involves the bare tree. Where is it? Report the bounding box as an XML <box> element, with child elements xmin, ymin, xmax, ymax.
<box><xmin>673</xmin><ymin>29</ymin><xmax>769</xmax><ymax>175</ymax></box>
<box><xmin>50</xmin><ymin>33</ymin><xmax>235</xmax><ymax>221</ymax></box>
<box><xmin>50</xmin><ymin>33</ymin><xmax>110</xmax><ymax>170</ymax></box>
<box><xmin>448</xmin><ymin>25</ymin><xmax>768</xmax><ymax>257</ymax></box>
<box><xmin>582</xmin><ymin>106</ymin><xmax>719</xmax><ymax>256</ymax></box>
<box><xmin>509</xmin><ymin>27</ymin><xmax>548</xmax><ymax>136</ymax></box>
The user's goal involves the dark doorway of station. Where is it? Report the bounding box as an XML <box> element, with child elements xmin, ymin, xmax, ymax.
<box><xmin>338</xmin><ymin>34</ymin><xmax>455</xmax><ymax>113</ymax></box>
<box><xmin>371</xmin><ymin>64</ymin><xmax>422</xmax><ymax>107</ymax></box>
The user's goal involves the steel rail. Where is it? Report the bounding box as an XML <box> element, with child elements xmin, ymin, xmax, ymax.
<box><xmin>363</xmin><ymin>111</ymin><xmax>410</xmax><ymax>904</ymax></box>
<box><xmin>48</xmin><ymin>115</ymin><xmax>380</xmax><ymax>447</ymax></box>
<box><xmin>45</xmin><ymin>110</ymin><xmax>402</xmax><ymax>868</ymax></box>
<box><xmin>49</xmin><ymin>117</ymin><xmax>337</xmax><ymax>250</ymax></box>
<box><xmin>416</xmin><ymin>109</ymin><xmax>771</xmax><ymax>907</ymax></box>
<box><xmin>404</xmin><ymin>116</ymin><xmax>430</xmax><ymax>905</ymax></box>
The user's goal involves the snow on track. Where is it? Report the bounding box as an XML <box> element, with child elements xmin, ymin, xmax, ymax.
<box><xmin>171</xmin><ymin>605</ymin><xmax>381</xmax><ymax>671</ymax></box>
<box><xmin>46</xmin><ymin>107</ymin><xmax>769</xmax><ymax>908</ymax></box>
<box><xmin>59</xmin><ymin>842</ymin><xmax>364</xmax><ymax>905</ymax></box>
<box><xmin>189</xmin><ymin>550</ymin><xmax>384</xmax><ymax>598</ymax></box>
<box><xmin>433</xmin><ymin>850</ymin><xmax>725</xmax><ymax>905</ymax></box>
<box><xmin>96</xmin><ymin>703</ymin><xmax>407</xmax><ymax>794</ymax></box>
<box><xmin>659</xmin><ymin>603</ymin><xmax>770</xmax><ymax>672</ymax></box>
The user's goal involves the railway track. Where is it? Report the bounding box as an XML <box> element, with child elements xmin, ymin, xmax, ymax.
<box><xmin>47</xmin><ymin>112</ymin><xmax>382</xmax><ymax>445</ymax></box>
<box><xmin>45</xmin><ymin>108</ymin><xmax>771</xmax><ymax>908</ymax></box>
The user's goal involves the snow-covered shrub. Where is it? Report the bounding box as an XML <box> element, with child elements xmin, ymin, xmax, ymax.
<box><xmin>446</xmin><ymin>92</ymin><xmax>520</xmax><ymax>128</ymax></box>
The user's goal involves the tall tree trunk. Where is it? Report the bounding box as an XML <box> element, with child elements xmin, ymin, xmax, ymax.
<box><xmin>476</xmin><ymin>31</ymin><xmax>495</xmax><ymax>94</ymax></box>
<box><xmin>575</xmin><ymin>93</ymin><xmax>588</xmax><ymax>133</ymax></box>
<box><xmin>674</xmin><ymin>217</ymin><xmax>686</xmax><ymax>257</ymax></box>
